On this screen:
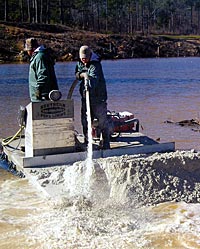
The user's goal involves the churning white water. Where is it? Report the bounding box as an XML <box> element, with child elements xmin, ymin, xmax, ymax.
<box><xmin>7</xmin><ymin>150</ymin><xmax>200</xmax><ymax>248</ymax></box>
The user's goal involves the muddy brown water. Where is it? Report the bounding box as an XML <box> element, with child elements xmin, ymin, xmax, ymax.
<box><xmin>1</xmin><ymin>58</ymin><xmax>200</xmax><ymax>248</ymax></box>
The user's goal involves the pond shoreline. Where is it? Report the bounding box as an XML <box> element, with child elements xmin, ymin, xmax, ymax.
<box><xmin>1</xmin><ymin>22</ymin><xmax>200</xmax><ymax>63</ymax></box>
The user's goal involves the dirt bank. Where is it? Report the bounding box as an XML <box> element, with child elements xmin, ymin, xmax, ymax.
<box><xmin>1</xmin><ymin>22</ymin><xmax>200</xmax><ymax>63</ymax></box>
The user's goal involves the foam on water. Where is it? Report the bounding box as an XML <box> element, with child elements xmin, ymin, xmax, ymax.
<box><xmin>4</xmin><ymin>196</ymin><xmax>200</xmax><ymax>249</ymax></box>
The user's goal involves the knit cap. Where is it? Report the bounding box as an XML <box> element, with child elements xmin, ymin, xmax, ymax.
<box><xmin>24</xmin><ymin>38</ymin><xmax>39</xmax><ymax>51</ymax></box>
<box><xmin>79</xmin><ymin>45</ymin><xmax>92</xmax><ymax>59</ymax></box>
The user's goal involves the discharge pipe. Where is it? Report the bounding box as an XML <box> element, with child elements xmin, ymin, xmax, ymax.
<box><xmin>67</xmin><ymin>74</ymin><xmax>93</xmax><ymax>159</ymax></box>
<box><xmin>84</xmin><ymin>76</ymin><xmax>93</xmax><ymax>161</ymax></box>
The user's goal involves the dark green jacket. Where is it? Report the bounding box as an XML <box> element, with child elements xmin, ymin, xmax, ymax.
<box><xmin>75</xmin><ymin>53</ymin><xmax>107</xmax><ymax>104</ymax></box>
<box><xmin>29</xmin><ymin>46</ymin><xmax>58</xmax><ymax>102</ymax></box>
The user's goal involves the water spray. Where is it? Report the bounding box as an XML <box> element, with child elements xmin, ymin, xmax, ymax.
<box><xmin>84</xmin><ymin>77</ymin><xmax>93</xmax><ymax>162</ymax></box>
<box><xmin>83</xmin><ymin>76</ymin><xmax>95</xmax><ymax>197</ymax></box>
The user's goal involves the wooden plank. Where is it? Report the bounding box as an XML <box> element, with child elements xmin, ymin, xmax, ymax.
<box><xmin>23</xmin><ymin>150</ymin><xmax>102</xmax><ymax>168</ymax></box>
<box><xmin>103</xmin><ymin>142</ymin><xmax>175</xmax><ymax>158</ymax></box>
<box><xmin>3</xmin><ymin>132</ymin><xmax>175</xmax><ymax>169</ymax></box>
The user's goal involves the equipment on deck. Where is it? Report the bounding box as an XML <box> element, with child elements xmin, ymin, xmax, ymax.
<box><xmin>92</xmin><ymin>111</ymin><xmax>140</xmax><ymax>141</ymax></box>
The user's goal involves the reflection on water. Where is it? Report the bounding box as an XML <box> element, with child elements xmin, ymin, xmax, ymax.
<box><xmin>1</xmin><ymin>58</ymin><xmax>200</xmax><ymax>248</ymax></box>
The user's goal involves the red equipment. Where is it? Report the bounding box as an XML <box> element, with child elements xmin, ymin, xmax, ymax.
<box><xmin>92</xmin><ymin>111</ymin><xmax>140</xmax><ymax>140</ymax></box>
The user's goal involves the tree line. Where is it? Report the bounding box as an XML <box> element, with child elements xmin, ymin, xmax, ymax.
<box><xmin>2</xmin><ymin>0</ymin><xmax>200</xmax><ymax>35</ymax></box>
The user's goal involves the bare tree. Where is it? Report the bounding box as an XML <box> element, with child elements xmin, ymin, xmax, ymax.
<box><xmin>4</xmin><ymin>0</ymin><xmax>8</xmax><ymax>21</ymax></box>
<box><xmin>59</xmin><ymin>0</ymin><xmax>64</xmax><ymax>24</ymax></box>
<box><xmin>27</xmin><ymin>0</ymin><xmax>31</xmax><ymax>22</ymax></box>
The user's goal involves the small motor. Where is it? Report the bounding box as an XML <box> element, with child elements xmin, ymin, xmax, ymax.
<box><xmin>109</xmin><ymin>111</ymin><xmax>139</xmax><ymax>134</ymax></box>
<box><xmin>92</xmin><ymin>111</ymin><xmax>140</xmax><ymax>140</ymax></box>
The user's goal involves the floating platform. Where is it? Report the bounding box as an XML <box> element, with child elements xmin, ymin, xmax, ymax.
<box><xmin>1</xmin><ymin>101</ymin><xmax>175</xmax><ymax>171</ymax></box>
<box><xmin>2</xmin><ymin>132</ymin><xmax>175</xmax><ymax>172</ymax></box>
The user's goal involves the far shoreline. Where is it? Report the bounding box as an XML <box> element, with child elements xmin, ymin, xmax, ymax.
<box><xmin>1</xmin><ymin>23</ymin><xmax>200</xmax><ymax>64</ymax></box>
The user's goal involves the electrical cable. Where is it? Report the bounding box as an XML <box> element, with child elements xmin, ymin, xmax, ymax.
<box><xmin>1</xmin><ymin>125</ymin><xmax>25</xmax><ymax>146</ymax></box>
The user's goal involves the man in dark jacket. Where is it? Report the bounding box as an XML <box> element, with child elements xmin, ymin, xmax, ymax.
<box><xmin>75</xmin><ymin>45</ymin><xmax>110</xmax><ymax>149</ymax></box>
<box><xmin>24</xmin><ymin>38</ymin><xmax>59</xmax><ymax>102</ymax></box>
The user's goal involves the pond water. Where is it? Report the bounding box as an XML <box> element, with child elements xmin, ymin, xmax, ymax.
<box><xmin>1</xmin><ymin>58</ymin><xmax>200</xmax><ymax>248</ymax></box>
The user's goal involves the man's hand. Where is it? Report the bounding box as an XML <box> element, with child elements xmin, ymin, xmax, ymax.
<box><xmin>80</xmin><ymin>72</ymin><xmax>89</xmax><ymax>80</ymax></box>
<box><xmin>35</xmin><ymin>89</ymin><xmax>41</xmax><ymax>99</ymax></box>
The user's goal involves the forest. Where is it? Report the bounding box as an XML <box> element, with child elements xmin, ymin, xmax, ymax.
<box><xmin>1</xmin><ymin>0</ymin><xmax>200</xmax><ymax>35</ymax></box>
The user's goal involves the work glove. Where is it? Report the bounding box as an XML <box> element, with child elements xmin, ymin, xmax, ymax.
<box><xmin>79</xmin><ymin>72</ymin><xmax>91</xmax><ymax>92</ymax></box>
<box><xmin>79</xmin><ymin>72</ymin><xmax>89</xmax><ymax>80</ymax></box>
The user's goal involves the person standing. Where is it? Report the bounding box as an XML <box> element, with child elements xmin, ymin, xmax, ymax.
<box><xmin>24</xmin><ymin>38</ymin><xmax>59</xmax><ymax>102</ymax></box>
<box><xmin>75</xmin><ymin>45</ymin><xmax>110</xmax><ymax>149</ymax></box>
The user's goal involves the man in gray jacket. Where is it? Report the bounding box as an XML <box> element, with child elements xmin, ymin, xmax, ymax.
<box><xmin>24</xmin><ymin>38</ymin><xmax>59</xmax><ymax>102</ymax></box>
<box><xmin>75</xmin><ymin>45</ymin><xmax>110</xmax><ymax>150</ymax></box>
